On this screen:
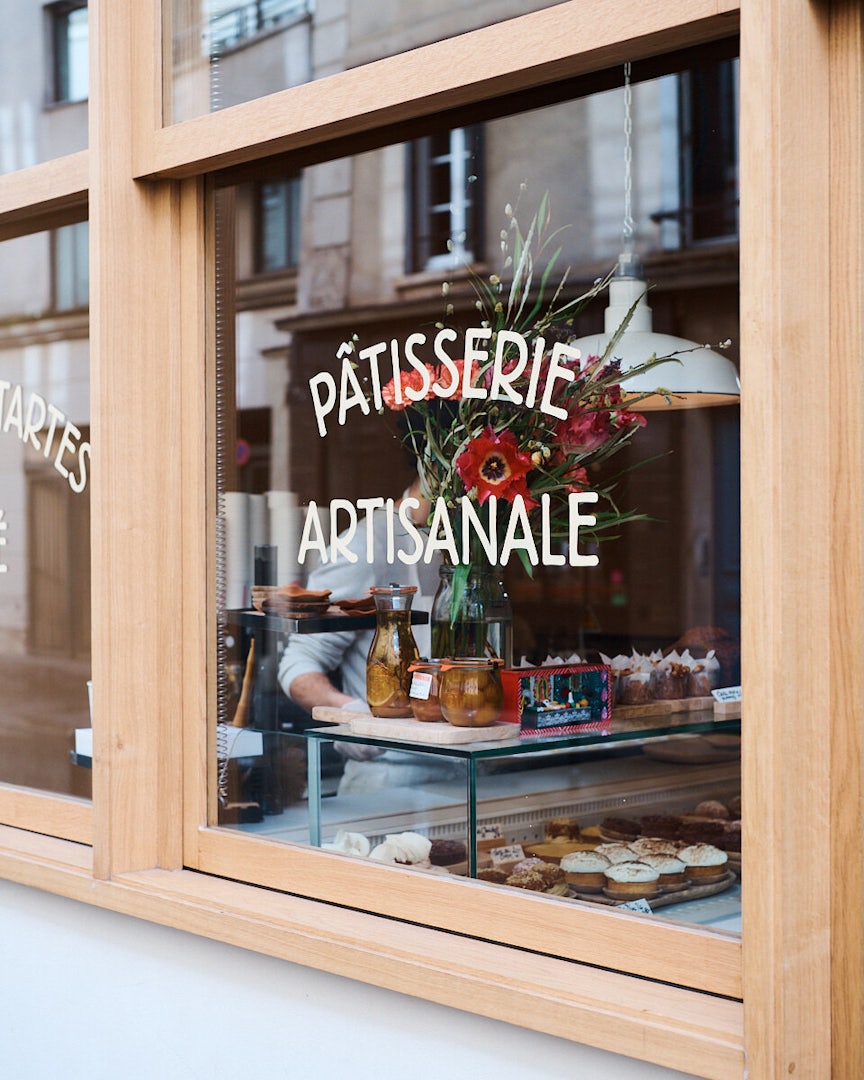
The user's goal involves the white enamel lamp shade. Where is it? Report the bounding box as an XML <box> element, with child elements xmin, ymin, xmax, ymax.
<box><xmin>570</xmin><ymin>254</ymin><xmax>741</xmax><ymax>410</ymax></box>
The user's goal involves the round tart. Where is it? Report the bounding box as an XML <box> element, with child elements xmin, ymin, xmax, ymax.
<box><xmin>627</xmin><ymin>837</ymin><xmax>681</xmax><ymax>858</ymax></box>
<box><xmin>594</xmin><ymin>842</ymin><xmax>638</xmax><ymax>865</ymax></box>
<box><xmin>678</xmin><ymin>843</ymin><xmax>729</xmax><ymax>882</ymax></box>
<box><xmin>637</xmin><ymin>853</ymin><xmax>688</xmax><ymax>890</ymax></box>
<box><xmin>524</xmin><ymin>841</ymin><xmax>590</xmax><ymax>864</ymax></box>
<box><xmin>603</xmin><ymin>861</ymin><xmax>660</xmax><ymax>901</ymax></box>
<box><xmin>559</xmin><ymin>850</ymin><xmax>611</xmax><ymax>892</ymax></box>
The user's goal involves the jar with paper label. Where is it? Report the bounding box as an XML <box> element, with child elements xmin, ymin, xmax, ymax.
<box><xmin>408</xmin><ymin>659</ymin><xmax>444</xmax><ymax>722</ymax></box>
<box><xmin>365</xmin><ymin>584</ymin><xmax>420</xmax><ymax>718</ymax></box>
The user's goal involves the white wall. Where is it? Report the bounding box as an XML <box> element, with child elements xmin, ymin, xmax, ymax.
<box><xmin>0</xmin><ymin>878</ymin><xmax>702</xmax><ymax>1080</ymax></box>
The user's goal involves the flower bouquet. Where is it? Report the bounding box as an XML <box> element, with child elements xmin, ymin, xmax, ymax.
<box><xmin>375</xmin><ymin>193</ymin><xmax>668</xmax><ymax>659</ymax></box>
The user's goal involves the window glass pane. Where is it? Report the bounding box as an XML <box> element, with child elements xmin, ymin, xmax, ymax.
<box><xmin>0</xmin><ymin>225</ymin><xmax>92</xmax><ymax>799</ymax></box>
<box><xmin>168</xmin><ymin>0</ymin><xmax>570</xmax><ymax>124</ymax></box>
<box><xmin>0</xmin><ymin>2</ymin><xmax>88</xmax><ymax>175</ymax></box>
<box><xmin>211</xmin><ymin>66</ymin><xmax>740</xmax><ymax>934</ymax></box>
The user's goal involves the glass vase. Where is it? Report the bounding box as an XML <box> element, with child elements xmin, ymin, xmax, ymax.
<box><xmin>430</xmin><ymin>563</ymin><xmax>513</xmax><ymax>666</ymax></box>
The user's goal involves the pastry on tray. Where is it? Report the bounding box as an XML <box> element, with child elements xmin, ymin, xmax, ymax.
<box><xmin>545</xmin><ymin>816</ymin><xmax>581</xmax><ymax>841</ymax></box>
<box><xmin>429</xmin><ymin>838</ymin><xmax>467</xmax><ymax>866</ymax></box>
<box><xmin>559</xmin><ymin>850</ymin><xmax>611</xmax><ymax>893</ymax></box>
<box><xmin>599</xmin><ymin>816</ymin><xmax>641</xmax><ymax>840</ymax></box>
<box><xmin>603</xmin><ymin>861</ymin><xmax>660</xmax><ymax>901</ymax></box>
<box><xmin>677</xmin><ymin>843</ymin><xmax>729</xmax><ymax>883</ymax></box>
<box><xmin>593</xmin><ymin>842</ymin><xmax>638</xmax><ymax>865</ymax></box>
<box><xmin>637</xmin><ymin>853</ymin><xmax>688</xmax><ymax>890</ymax></box>
<box><xmin>627</xmin><ymin>837</ymin><xmax>680</xmax><ymax>858</ymax></box>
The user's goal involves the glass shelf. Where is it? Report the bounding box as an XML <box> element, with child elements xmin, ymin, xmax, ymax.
<box><xmin>303</xmin><ymin>712</ymin><xmax>741</xmax><ymax>874</ymax></box>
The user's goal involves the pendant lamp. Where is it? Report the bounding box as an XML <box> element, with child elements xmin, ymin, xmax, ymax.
<box><xmin>569</xmin><ymin>66</ymin><xmax>740</xmax><ymax>409</ymax></box>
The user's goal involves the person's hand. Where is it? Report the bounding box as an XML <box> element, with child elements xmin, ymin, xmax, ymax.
<box><xmin>334</xmin><ymin>698</ymin><xmax>383</xmax><ymax>760</ymax></box>
<box><xmin>340</xmin><ymin>697</ymin><xmax>371</xmax><ymax>714</ymax></box>
<box><xmin>334</xmin><ymin>741</ymin><xmax>385</xmax><ymax>762</ymax></box>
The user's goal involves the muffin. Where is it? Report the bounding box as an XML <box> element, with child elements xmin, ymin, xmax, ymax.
<box><xmin>559</xmin><ymin>850</ymin><xmax>611</xmax><ymax>893</ymax></box>
<box><xmin>678</xmin><ymin>843</ymin><xmax>729</xmax><ymax>882</ymax></box>
<box><xmin>651</xmin><ymin>662</ymin><xmax>690</xmax><ymax>700</ymax></box>
<box><xmin>603</xmin><ymin>861</ymin><xmax>660</xmax><ymax>901</ymax></box>
<box><xmin>638</xmin><ymin>853</ymin><xmax>688</xmax><ymax>890</ymax></box>
<box><xmin>594</xmin><ymin>842</ymin><xmax>639</xmax><ymax>865</ymax></box>
<box><xmin>619</xmin><ymin>671</ymin><xmax>653</xmax><ymax>704</ymax></box>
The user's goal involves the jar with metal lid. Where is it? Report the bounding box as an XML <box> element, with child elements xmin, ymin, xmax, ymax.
<box><xmin>438</xmin><ymin>657</ymin><xmax>504</xmax><ymax>728</ymax></box>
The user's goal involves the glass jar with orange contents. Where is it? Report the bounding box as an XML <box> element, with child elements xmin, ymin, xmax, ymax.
<box><xmin>438</xmin><ymin>658</ymin><xmax>504</xmax><ymax>727</ymax></box>
<box><xmin>408</xmin><ymin>659</ymin><xmax>445</xmax><ymax>722</ymax></box>
<box><xmin>365</xmin><ymin>584</ymin><xmax>420</xmax><ymax>717</ymax></box>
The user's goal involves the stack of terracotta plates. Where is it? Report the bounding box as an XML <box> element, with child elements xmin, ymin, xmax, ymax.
<box><xmin>334</xmin><ymin>595</ymin><xmax>376</xmax><ymax>616</ymax></box>
<box><xmin>251</xmin><ymin>585</ymin><xmax>332</xmax><ymax>618</ymax></box>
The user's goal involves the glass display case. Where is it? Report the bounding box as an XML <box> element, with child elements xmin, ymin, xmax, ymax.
<box><xmin>219</xmin><ymin>608</ymin><xmax>741</xmax><ymax>931</ymax></box>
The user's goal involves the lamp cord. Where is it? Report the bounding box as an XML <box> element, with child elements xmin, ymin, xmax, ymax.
<box><xmin>622</xmin><ymin>62</ymin><xmax>635</xmax><ymax>253</ymax></box>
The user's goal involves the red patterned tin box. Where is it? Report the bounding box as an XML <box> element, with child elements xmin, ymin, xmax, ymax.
<box><xmin>500</xmin><ymin>663</ymin><xmax>612</xmax><ymax>736</ymax></box>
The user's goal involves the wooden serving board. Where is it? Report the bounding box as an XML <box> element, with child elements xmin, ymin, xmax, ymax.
<box><xmin>614</xmin><ymin>696</ymin><xmax>714</xmax><ymax>721</ymax></box>
<box><xmin>642</xmin><ymin>735</ymin><xmax>741</xmax><ymax>764</ymax></box>
<box><xmin>351</xmin><ymin>715</ymin><xmax>518</xmax><ymax>744</ymax></box>
<box><xmin>311</xmin><ymin>707</ymin><xmax>518</xmax><ymax>744</ymax></box>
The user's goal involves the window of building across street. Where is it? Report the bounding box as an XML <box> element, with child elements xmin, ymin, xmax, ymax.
<box><xmin>47</xmin><ymin>1</ymin><xmax>88</xmax><ymax>105</ymax></box>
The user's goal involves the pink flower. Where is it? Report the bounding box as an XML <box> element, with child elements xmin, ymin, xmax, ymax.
<box><xmin>561</xmin><ymin>462</ymin><xmax>590</xmax><ymax>492</ymax></box>
<box><xmin>381</xmin><ymin>365</ymin><xmax>437</xmax><ymax>410</ymax></box>
<box><xmin>555</xmin><ymin>407</ymin><xmax>612</xmax><ymax>454</ymax></box>
<box><xmin>435</xmin><ymin>358</ymin><xmax>479</xmax><ymax>401</ymax></box>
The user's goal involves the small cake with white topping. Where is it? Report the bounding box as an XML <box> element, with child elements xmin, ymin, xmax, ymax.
<box><xmin>603</xmin><ymin>861</ymin><xmax>660</xmax><ymax>901</ymax></box>
<box><xmin>559</xmin><ymin>850</ymin><xmax>611</xmax><ymax>892</ymax></box>
<box><xmin>677</xmin><ymin>843</ymin><xmax>729</xmax><ymax>883</ymax></box>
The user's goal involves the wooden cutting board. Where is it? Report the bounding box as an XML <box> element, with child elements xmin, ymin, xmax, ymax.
<box><xmin>311</xmin><ymin>706</ymin><xmax>518</xmax><ymax>744</ymax></box>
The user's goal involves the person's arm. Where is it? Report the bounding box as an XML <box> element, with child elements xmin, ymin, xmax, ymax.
<box><xmin>287</xmin><ymin>670</ymin><xmax>353</xmax><ymax>712</ymax></box>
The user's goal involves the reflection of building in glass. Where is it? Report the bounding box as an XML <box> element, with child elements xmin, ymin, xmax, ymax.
<box><xmin>0</xmin><ymin>1</ymin><xmax>740</xmax><ymax>670</ymax></box>
<box><xmin>214</xmin><ymin>14</ymin><xmax>740</xmax><ymax>660</ymax></box>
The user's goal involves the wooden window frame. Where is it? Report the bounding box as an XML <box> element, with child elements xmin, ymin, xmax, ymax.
<box><xmin>0</xmin><ymin>1</ymin><xmax>861</xmax><ymax>1076</ymax></box>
